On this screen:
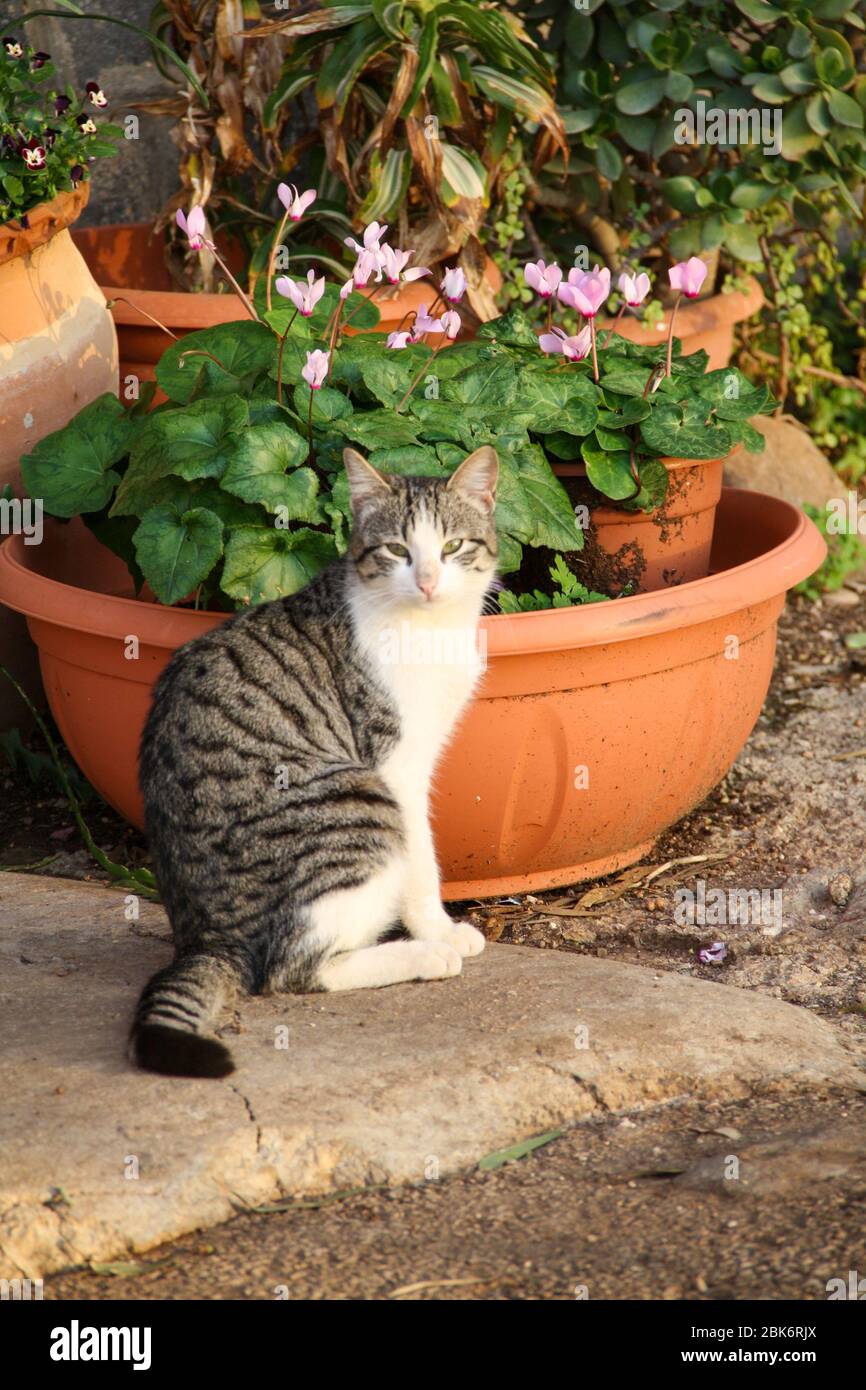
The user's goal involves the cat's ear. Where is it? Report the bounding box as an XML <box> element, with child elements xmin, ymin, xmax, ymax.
<box><xmin>447</xmin><ymin>446</ymin><xmax>498</xmax><ymax>515</ymax></box>
<box><xmin>343</xmin><ymin>448</ymin><xmax>393</xmax><ymax>517</ymax></box>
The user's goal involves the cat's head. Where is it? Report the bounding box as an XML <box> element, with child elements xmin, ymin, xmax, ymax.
<box><xmin>344</xmin><ymin>446</ymin><xmax>498</xmax><ymax>612</ymax></box>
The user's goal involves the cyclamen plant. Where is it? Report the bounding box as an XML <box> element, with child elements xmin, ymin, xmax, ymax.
<box><xmin>22</xmin><ymin>191</ymin><xmax>773</xmax><ymax>614</ymax></box>
<box><xmin>0</xmin><ymin>36</ymin><xmax>121</xmax><ymax>224</ymax></box>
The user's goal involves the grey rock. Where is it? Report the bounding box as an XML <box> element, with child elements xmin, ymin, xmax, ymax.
<box><xmin>726</xmin><ymin>417</ymin><xmax>845</xmax><ymax>511</ymax></box>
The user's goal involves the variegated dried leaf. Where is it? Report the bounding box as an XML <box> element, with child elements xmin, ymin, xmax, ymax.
<box><xmin>458</xmin><ymin>238</ymin><xmax>498</xmax><ymax>324</ymax></box>
<box><xmin>379</xmin><ymin>44</ymin><xmax>419</xmax><ymax>152</ymax></box>
<box><xmin>216</xmin><ymin>0</ymin><xmax>245</xmax><ymax>65</ymax></box>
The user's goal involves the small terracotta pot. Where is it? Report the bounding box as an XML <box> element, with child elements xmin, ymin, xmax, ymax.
<box><xmin>598</xmin><ymin>277</ymin><xmax>764</xmax><ymax>370</ymax></box>
<box><xmin>0</xmin><ymin>185</ymin><xmax>118</xmax><ymax>729</ymax></box>
<box><xmin>0</xmin><ymin>490</ymin><xmax>824</xmax><ymax>896</ymax></box>
<box><xmin>554</xmin><ymin>455</ymin><xmax>726</xmax><ymax>593</ymax></box>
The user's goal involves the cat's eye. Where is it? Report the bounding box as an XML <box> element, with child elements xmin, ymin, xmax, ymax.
<box><xmin>384</xmin><ymin>543</ymin><xmax>410</xmax><ymax>559</ymax></box>
<box><xmin>441</xmin><ymin>539</ymin><xmax>462</xmax><ymax>557</ymax></box>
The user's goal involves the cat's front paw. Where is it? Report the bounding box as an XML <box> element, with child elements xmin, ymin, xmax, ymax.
<box><xmin>425</xmin><ymin>919</ymin><xmax>486</xmax><ymax>958</ymax></box>
<box><xmin>408</xmin><ymin>940</ymin><xmax>464</xmax><ymax>980</ymax></box>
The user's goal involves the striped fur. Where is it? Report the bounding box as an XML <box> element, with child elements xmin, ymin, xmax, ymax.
<box><xmin>130</xmin><ymin>446</ymin><xmax>499</xmax><ymax>1077</ymax></box>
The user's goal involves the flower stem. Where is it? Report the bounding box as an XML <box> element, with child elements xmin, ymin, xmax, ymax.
<box><xmin>106</xmin><ymin>295</ymin><xmax>178</xmax><ymax>340</ymax></box>
<box><xmin>266</xmin><ymin>209</ymin><xmax>291</xmax><ymax>314</ymax></box>
<box><xmin>341</xmin><ymin>281</ymin><xmax>384</xmax><ymax>331</ymax></box>
<box><xmin>665</xmin><ymin>293</ymin><xmax>683</xmax><ymax>377</ymax></box>
<box><xmin>601</xmin><ymin>303</ymin><xmax>626</xmax><ymax>350</ymax></box>
<box><xmin>396</xmin><ymin>341</ymin><xmax>442</xmax><ymax>412</ymax></box>
<box><xmin>590</xmin><ymin>318</ymin><xmax>599</xmax><ymax>382</ymax></box>
<box><xmin>178</xmin><ymin>348</ymin><xmax>236</xmax><ymax>376</ymax></box>
<box><xmin>276</xmin><ymin>332</ymin><xmax>288</xmax><ymax>406</ymax></box>
<box><xmin>206</xmin><ymin>241</ymin><xmax>260</xmax><ymax>322</ymax></box>
<box><xmin>324</xmin><ymin>302</ymin><xmax>344</xmax><ymax>385</ymax></box>
<box><xmin>275</xmin><ymin>306</ymin><xmax>300</xmax><ymax>403</ymax></box>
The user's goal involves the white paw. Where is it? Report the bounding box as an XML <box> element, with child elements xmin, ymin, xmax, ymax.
<box><xmin>407</xmin><ymin>940</ymin><xmax>464</xmax><ymax>980</ymax></box>
<box><xmin>426</xmin><ymin>919</ymin><xmax>486</xmax><ymax>958</ymax></box>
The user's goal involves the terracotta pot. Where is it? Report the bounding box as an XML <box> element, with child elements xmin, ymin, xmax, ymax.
<box><xmin>598</xmin><ymin>277</ymin><xmax>764</xmax><ymax>370</ymax></box>
<box><xmin>71</xmin><ymin>221</ymin><xmax>248</xmax><ymax>390</ymax></box>
<box><xmin>555</xmin><ymin>454</ymin><xmax>726</xmax><ymax>593</ymax></box>
<box><xmin>0</xmin><ymin>490</ymin><xmax>823</xmax><ymax>896</ymax></box>
<box><xmin>0</xmin><ymin>186</ymin><xmax>118</xmax><ymax>493</ymax></box>
<box><xmin>0</xmin><ymin>185</ymin><xmax>118</xmax><ymax>729</ymax></box>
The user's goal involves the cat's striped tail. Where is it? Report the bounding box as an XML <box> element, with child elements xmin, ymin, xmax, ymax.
<box><xmin>129</xmin><ymin>952</ymin><xmax>240</xmax><ymax>1078</ymax></box>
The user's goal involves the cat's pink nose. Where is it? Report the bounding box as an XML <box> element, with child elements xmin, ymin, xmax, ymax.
<box><xmin>417</xmin><ymin>578</ymin><xmax>438</xmax><ymax>600</ymax></box>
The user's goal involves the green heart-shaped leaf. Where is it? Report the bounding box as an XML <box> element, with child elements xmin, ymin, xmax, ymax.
<box><xmin>222</xmin><ymin>526</ymin><xmax>337</xmax><ymax>605</ymax></box>
<box><xmin>21</xmin><ymin>394</ymin><xmax>132</xmax><ymax>518</ymax></box>
<box><xmin>133</xmin><ymin>505</ymin><xmax>224</xmax><ymax>605</ymax></box>
<box><xmin>156</xmin><ymin>322</ymin><xmax>276</xmax><ymax>404</ymax></box>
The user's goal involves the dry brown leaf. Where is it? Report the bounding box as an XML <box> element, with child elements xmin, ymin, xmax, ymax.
<box><xmin>380</xmin><ymin>45</ymin><xmax>419</xmax><ymax>152</ymax></box>
<box><xmin>216</xmin><ymin>0</ymin><xmax>245</xmax><ymax>65</ymax></box>
<box><xmin>458</xmin><ymin>238</ymin><xmax>499</xmax><ymax>323</ymax></box>
<box><xmin>576</xmin><ymin>865</ymin><xmax>652</xmax><ymax>909</ymax></box>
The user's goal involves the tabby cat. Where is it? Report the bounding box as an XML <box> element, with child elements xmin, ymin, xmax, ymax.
<box><xmin>130</xmin><ymin>445</ymin><xmax>499</xmax><ymax>1077</ymax></box>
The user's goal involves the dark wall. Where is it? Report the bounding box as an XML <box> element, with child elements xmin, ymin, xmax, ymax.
<box><xmin>16</xmin><ymin>0</ymin><xmax>179</xmax><ymax>226</ymax></box>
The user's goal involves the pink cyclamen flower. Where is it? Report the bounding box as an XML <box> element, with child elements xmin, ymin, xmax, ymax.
<box><xmin>697</xmin><ymin>941</ymin><xmax>727</xmax><ymax>966</ymax></box>
<box><xmin>618</xmin><ymin>271</ymin><xmax>651</xmax><ymax>307</ymax></box>
<box><xmin>669</xmin><ymin>256</ymin><xmax>708</xmax><ymax>299</ymax></box>
<box><xmin>413</xmin><ymin>304</ymin><xmax>443</xmax><ymax>337</ymax></box>
<box><xmin>380</xmin><ymin>244</ymin><xmax>429</xmax><ymax>285</ymax></box>
<box><xmin>387</xmin><ymin>331</ymin><xmax>413</xmax><ymax>350</ymax></box>
<box><xmin>349</xmin><ymin>248</ymin><xmax>380</xmax><ymax>288</ymax></box>
<box><xmin>176</xmin><ymin>205</ymin><xmax>209</xmax><ymax>251</ymax></box>
<box><xmin>558</xmin><ymin>265</ymin><xmax>611</xmax><ymax>319</ymax></box>
<box><xmin>339</xmin><ymin>277</ymin><xmax>355</xmax><ymax>301</ymax></box>
<box><xmin>345</xmin><ymin>221</ymin><xmax>388</xmax><ymax>259</ymax></box>
<box><xmin>302</xmin><ymin>349</ymin><xmax>330</xmax><ymax>391</ymax></box>
<box><xmin>538</xmin><ymin>325</ymin><xmax>593</xmax><ymax>362</ymax></box>
<box><xmin>277</xmin><ymin>182</ymin><xmax>316</xmax><ymax>221</ymax></box>
<box><xmin>524</xmin><ymin>260</ymin><xmax>563</xmax><ymax>299</ymax></box>
<box><xmin>440</xmin><ymin>309</ymin><xmax>461</xmax><ymax>340</ymax></box>
<box><xmin>440</xmin><ymin>266</ymin><xmax>467</xmax><ymax>303</ymax></box>
<box><xmin>275</xmin><ymin>269</ymin><xmax>326</xmax><ymax>317</ymax></box>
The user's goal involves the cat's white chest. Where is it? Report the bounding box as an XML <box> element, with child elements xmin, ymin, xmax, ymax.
<box><xmin>364</xmin><ymin>610</ymin><xmax>483</xmax><ymax>799</ymax></box>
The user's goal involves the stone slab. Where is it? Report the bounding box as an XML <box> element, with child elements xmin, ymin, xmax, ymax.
<box><xmin>0</xmin><ymin>873</ymin><xmax>863</xmax><ymax>1280</ymax></box>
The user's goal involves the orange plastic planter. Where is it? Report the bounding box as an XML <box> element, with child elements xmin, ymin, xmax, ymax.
<box><xmin>0</xmin><ymin>491</ymin><xmax>824</xmax><ymax>897</ymax></box>
<box><xmin>555</xmin><ymin>455</ymin><xmax>726</xmax><ymax>593</ymax></box>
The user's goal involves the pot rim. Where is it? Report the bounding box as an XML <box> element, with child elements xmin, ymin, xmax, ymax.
<box><xmin>100</xmin><ymin>285</ymin><xmax>248</xmax><ymax>328</ymax></box>
<box><xmin>0</xmin><ymin>183</ymin><xmax>90</xmax><ymax>265</ymax></box>
<box><xmin>552</xmin><ymin>451</ymin><xmax>730</xmax><ymax>478</ymax></box>
<box><xmin>0</xmin><ymin>488</ymin><xmax>824</xmax><ymax>657</ymax></box>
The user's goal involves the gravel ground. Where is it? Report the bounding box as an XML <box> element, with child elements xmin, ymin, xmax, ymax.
<box><xmin>46</xmin><ymin>1091</ymin><xmax>866</xmax><ymax>1301</ymax></box>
